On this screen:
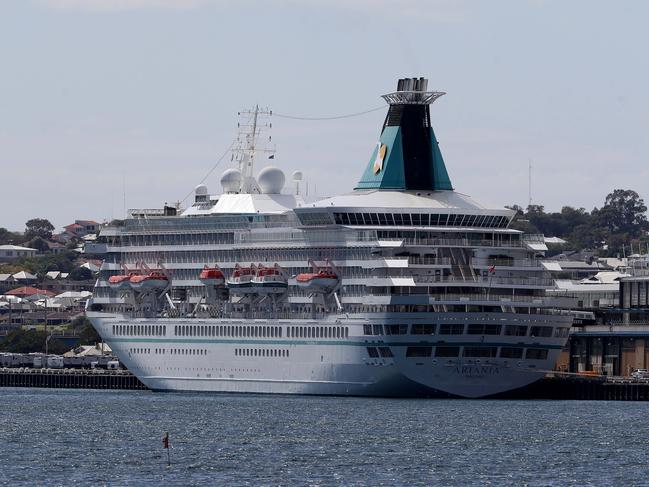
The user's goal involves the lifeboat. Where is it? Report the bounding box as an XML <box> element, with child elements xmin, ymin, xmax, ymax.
<box><xmin>296</xmin><ymin>270</ymin><xmax>338</xmax><ymax>291</ymax></box>
<box><xmin>129</xmin><ymin>271</ymin><xmax>169</xmax><ymax>290</ymax></box>
<box><xmin>226</xmin><ymin>265</ymin><xmax>255</xmax><ymax>293</ymax></box>
<box><xmin>199</xmin><ymin>266</ymin><xmax>225</xmax><ymax>287</ymax></box>
<box><xmin>253</xmin><ymin>264</ymin><xmax>288</xmax><ymax>293</ymax></box>
<box><xmin>108</xmin><ymin>273</ymin><xmax>135</xmax><ymax>290</ymax></box>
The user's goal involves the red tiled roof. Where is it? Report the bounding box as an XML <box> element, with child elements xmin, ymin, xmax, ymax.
<box><xmin>5</xmin><ymin>286</ymin><xmax>56</xmax><ymax>297</ymax></box>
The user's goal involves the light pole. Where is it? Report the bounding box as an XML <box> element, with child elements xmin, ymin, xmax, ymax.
<box><xmin>45</xmin><ymin>332</ymin><xmax>53</xmax><ymax>357</ymax></box>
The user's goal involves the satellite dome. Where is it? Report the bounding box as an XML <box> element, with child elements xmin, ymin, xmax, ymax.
<box><xmin>292</xmin><ymin>171</ymin><xmax>303</xmax><ymax>181</ymax></box>
<box><xmin>195</xmin><ymin>184</ymin><xmax>208</xmax><ymax>196</ymax></box>
<box><xmin>221</xmin><ymin>168</ymin><xmax>242</xmax><ymax>193</ymax></box>
<box><xmin>257</xmin><ymin>166</ymin><xmax>285</xmax><ymax>194</ymax></box>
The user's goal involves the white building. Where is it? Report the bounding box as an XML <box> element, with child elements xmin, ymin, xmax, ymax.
<box><xmin>0</xmin><ymin>245</ymin><xmax>36</xmax><ymax>262</ymax></box>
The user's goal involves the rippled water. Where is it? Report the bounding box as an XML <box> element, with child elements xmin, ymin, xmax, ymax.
<box><xmin>0</xmin><ymin>389</ymin><xmax>647</xmax><ymax>486</ymax></box>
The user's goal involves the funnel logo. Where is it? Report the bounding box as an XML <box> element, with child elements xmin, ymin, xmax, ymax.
<box><xmin>373</xmin><ymin>143</ymin><xmax>387</xmax><ymax>174</ymax></box>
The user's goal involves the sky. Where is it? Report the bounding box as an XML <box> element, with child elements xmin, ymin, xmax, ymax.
<box><xmin>1</xmin><ymin>0</ymin><xmax>648</xmax><ymax>232</ymax></box>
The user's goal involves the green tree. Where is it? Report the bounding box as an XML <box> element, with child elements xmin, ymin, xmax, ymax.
<box><xmin>0</xmin><ymin>227</ymin><xmax>21</xmax><ymax>245</ymax></box>
<box><xmin>25</xmin><ymin>218</ymin><xmax>55</xmax><ymax>240</ymax></box>
<box><xmin>0</xmin><ymin>329</ymin><xmax>67</xmax><ymax>354</ymax></box>
<box><xmin>77</xmin><ymin>319</ymin><xmax>101</xmax><ymax>345</ymax></box>
<box><xmin>596</xmin><ymin>189</ymin><xmax>648</xmax><ymax>238</ymax></box>
<box><xmin>25</xmin><ymin>236</ymin><xmax>50</xmax><ymax>252</ymax></box>
<box><xmin>17</xmin><ymin>250</ymin><xmax>78</xmax><ymax>275</ymax></box>
<box><xmin>69</xmin><ymin>266</ymin><xmax>93</xmax><ymax>281</ymax></box>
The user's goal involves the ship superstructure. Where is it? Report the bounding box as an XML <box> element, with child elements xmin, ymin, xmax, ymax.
<box><xmin>87</xmin><ymin>78</ymin><xmax>574</xmax><ymax>398</ymax></box>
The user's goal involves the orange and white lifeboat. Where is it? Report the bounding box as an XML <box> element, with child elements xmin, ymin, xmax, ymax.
<box><xmin>253</xmin><ymin>265</ymin><xmax>288</xmax><ymax>293</ymax></box>
<box><xmin>129</xmin><ymin>271</ymin><xmax>169</xmax><ymax>290</ymax></box>
<box><xmin>199</xmin><ymin>266</ymin><xmax>225</xmax><ymax>287</ymax></box>
<box><xmin>108</xmin><ymin>273</ymin><xmax>135</xmax><ymax>290</ymax></box>
<box><xmin>226</xmin><ymin>265</ymin><xmax>255</xmax><ymax>292</ymax></box>
<box><xmin>296</xmin><ymin>270</ymin><xmax>338</xmax><ymax>291</ymax></box>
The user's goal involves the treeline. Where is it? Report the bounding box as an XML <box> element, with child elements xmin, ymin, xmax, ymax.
<box><xmin>0</xmin><ymin>218</ymin><xmax>94</xmax><ymax>279</ymax></box>
<box><xmin>509</xmin><ymin>189</ymin><xmax>649</xmax><ymax>256</ymax></box>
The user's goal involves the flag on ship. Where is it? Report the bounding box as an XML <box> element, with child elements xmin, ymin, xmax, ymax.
<box><xmin>488</xmin><ymin>265</ymin><xmax>496</xmax><ymax>274</ymax></box>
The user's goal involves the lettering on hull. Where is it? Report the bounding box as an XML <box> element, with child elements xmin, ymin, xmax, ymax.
<box><xmin>453</xmin><ymin>365</ymin><xmax>501</xmax><ymax>377</ymax></box>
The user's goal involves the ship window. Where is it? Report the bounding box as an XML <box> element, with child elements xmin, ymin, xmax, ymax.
<box><xmin>366</xmin><ymin>347</ymin><xmax>379</xmax><ymax>358</ymax></box>
<box><xmin>525</xmin><ymin>349</ymin><xmax>548</xmax><ymax>360</ymax></box>
<box><xmin>372</xmin><ymin>325</ymin><xmax>383</xmax><ymax>335</ymax></box>
<box><xmin>439</xmin><ymin>324</ymin><xmax>464</xmax><ymax>335</ymax></box>
<box><xmin>345</xmin><ymin>328</ymin><xmax>349</xmax><ymax>338</ymax></box>
<box><xmin>363</xmin><ymin>325</ymin><xmax>372</xmax><ymax>335</ymax></box>
<box><xmin>463</xmin><ymin>347</ymin><xmax>498</xmax><ymax>358</ymax></box>
<box><xmin>467</xmin><ymin>324</ymin><xmax>501</xmax><ymax>335</ymax></box>
<box><xmin>504</xmin><ymin>325</ymin><xmax>527</xmax><ymax>336</ymax></box>
<box><xmin>435</xmin><ymin>346</ymin><xmax>460</xmax><ymax>357</ymax></box>
<box><xmin>500</xmin><ymin>347</ymin><xmax>523</xmax><ymax>359</ymax></box>
<box><xmin>411</xmin><ymin>324</ymin><xmax>436</xmax><ymax>335</ymax></box>
<box><xmin>378</xmin><ymin>347</ymin><xmax>393</xmax><ymax>358</ymax></box>
<box><xmin>385</xmin><ymin>324</ymin><xmax>408</xmax><ymax>335</ymax></box>
<box><xmin>530</xmin><ymin>326</ymin><xmax>553</xmax><ymax>338</ymax></box>
<box><xmin>406</xmin><ymin>346</ymin><xmax>432</xmax><ymax>358</ymax></box>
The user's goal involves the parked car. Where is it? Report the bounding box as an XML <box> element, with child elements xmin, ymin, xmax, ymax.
<box><xmin>631</xmin><ymin>369</ymin><xmax>649</xmax><ymax>379</ymax></box>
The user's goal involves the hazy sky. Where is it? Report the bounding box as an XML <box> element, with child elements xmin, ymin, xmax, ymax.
<box><xmin>1</xmin><ymin>0</ymin><xmax>648</xmax><ymax>232</ymax></box>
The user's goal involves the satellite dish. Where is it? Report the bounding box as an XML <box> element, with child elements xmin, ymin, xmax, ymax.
<box><xmin>292</xmin><ymin>171</ymin><xmax>303</xmax><ymax>181</ymax></box>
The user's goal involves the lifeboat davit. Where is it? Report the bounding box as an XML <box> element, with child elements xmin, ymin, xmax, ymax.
<box><xmin>129</xmin><ymin>271</ymin><xmax>169</xmax><ymax>290</ymax></box>
<box><xmin>296</xmin><ymin>270</ymin><xmax>338</xmax><ymax>291</ymax></box>
<box><xmin>227</xmin><ymin>265</ymin><xmax>254</xmax><ymax>293</ymax></box>
<box><xmin>108</xmin><ymin>274</ymin><xmax>134</xmax><ymax>290</ymax></box>
<box><xmin>253</xmin><ymin>265</ymin><xmax>288</xmax><ymax>293</ymax></box>
<box><xmin>199</xmin><ymin>266</ymin><xmax>225</xmax><ymax>287</ymax></box>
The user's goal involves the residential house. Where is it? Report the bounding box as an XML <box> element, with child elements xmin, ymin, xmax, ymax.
<box><xmin>0</xmin><ymin>245</ymin><xmax>37</xmax><ymax>262</ymax></box>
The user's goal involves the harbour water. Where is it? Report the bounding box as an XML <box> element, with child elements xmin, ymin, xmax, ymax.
<box><xmin>1</xmin><ymin>389</ymin><xmax>647</xmax><ymax>486</ymax></box>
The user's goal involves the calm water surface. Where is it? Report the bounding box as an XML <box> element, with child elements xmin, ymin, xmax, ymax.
<box><xmin>0</xmin><ymin>388</ymin><xmax>648</xmax><ymax>486</ymax></box>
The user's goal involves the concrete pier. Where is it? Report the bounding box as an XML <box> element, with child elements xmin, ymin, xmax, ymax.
<box><xmin>0</xmin><ymin>368</ymin><xmax>147</xmax><ymax>390</ymax></box>
<box><xmin>498</xmin><ymin>374</ymin><xmax>649</xmax><ymax>401</ymax></box>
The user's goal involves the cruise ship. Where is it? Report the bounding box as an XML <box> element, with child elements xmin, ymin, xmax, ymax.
<box><xmin>86</xmin><ymin>77</ymin><xmax>574</xmax><ymax>398</ymax></box>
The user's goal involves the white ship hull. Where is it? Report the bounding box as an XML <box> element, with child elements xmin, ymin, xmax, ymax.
<box><xmin>88</xmin><ymin>311</ymin><xmax>572</xmax><ymax>398</ymax></box>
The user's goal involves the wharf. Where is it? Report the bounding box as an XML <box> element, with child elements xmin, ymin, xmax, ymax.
<box><xmin>2</xmin><ymin>368</ymin><xmax>648</xmax><ymax>399</ymax></box>
<box><xmin>0</xmin><ymin>367</ymin><xmax>147</xmax><ymax>390</ymax></box>
<box><xmin>499</xmin><ymin>374</ymin><xmax>649</xmax><ymax>401</ymax></box>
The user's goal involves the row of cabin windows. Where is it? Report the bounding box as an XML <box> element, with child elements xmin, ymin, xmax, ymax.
<box><xmin>287</xmin><ymin>326</ymin><xmax>349</xmax><ymax>339</ymax></box>
<box><xmin>404</xmin><ymin>346</ymin><xmax>549</xmax><ymax>360</ymax></box>
<box><xmin>363</xmin><ymin>324</ymin><xmax>568</xmax><ymax>338</ymax></box>
<box><xmin>130</xmin><ymin>347</ymin><xmax>208</xmax><ymax>356</ymax></box>
<box><xmin>114</xmin><ymin>325</ymin><xmax>166</xmax><ymax>337</ymax></box>
<box><xmin>235</xmin><ymin>348</ymin><xmax>289</xmax><ymax>358</ymax></box>
<box><xmin>332</xmin><ymin>212</ymin><xmax>510</xmax><ymax>229</ymax></box>
<box><xmin>170</xmin><ymin>349</ymin><xmax>207</xmax><ymax>356</ymax></box>
<box><xmin>174</xmin><ymin>325</ymin><xmax>282</xmax><ymax>338</ymax></box>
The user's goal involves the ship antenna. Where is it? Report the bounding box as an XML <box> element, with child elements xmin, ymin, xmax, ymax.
<box><xmin>528</xmin><ymin>159</ymin><xmax>533</xmax><ymax>208</ymax></box>
<box><xmin>234</xmin><ymin>105</ymin><xmax>274</xmax><ymax>193</ymax></box>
